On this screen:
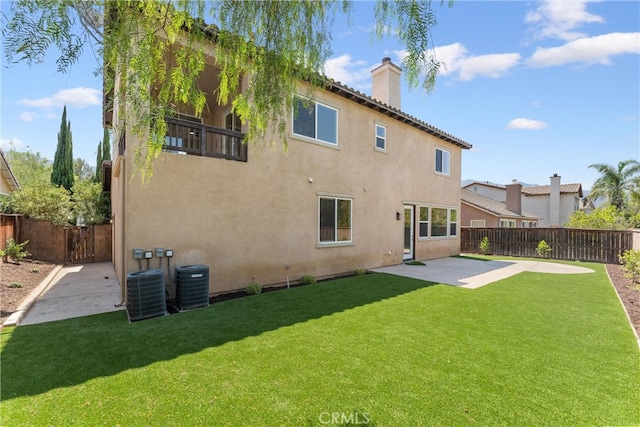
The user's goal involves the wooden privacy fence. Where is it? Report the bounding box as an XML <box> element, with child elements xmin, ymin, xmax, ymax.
<box><xmin>461</xmin><ymin>227</ymin><xmax>633</xmax><ymax>264</ymax></box>
<box><xmin>16</xmin><ymin>219</ymin><xmax>112</xmax><ymax>264</ymax></box>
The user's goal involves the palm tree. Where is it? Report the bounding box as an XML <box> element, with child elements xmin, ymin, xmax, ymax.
<box><xmin>587</xmin><ymin>160</ymin><xmax>640</xmax><ymax>210</ymax></box>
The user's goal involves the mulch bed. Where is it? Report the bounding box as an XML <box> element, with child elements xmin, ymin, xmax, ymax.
<box><xmin>605</xmin><ymin>263</ymin><xmax>640</xmax><ymax>338</ymax></box>
<box><xmin>1</xmin><ymin>260</ymin><xmax>58</xmax><ymax>325</ymax></box>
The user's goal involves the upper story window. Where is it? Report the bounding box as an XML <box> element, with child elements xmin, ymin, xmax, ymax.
<box><xmin>293</xmin><ymin>96</ymin><xmax>338</xmax><ymax>145</ymax></box>
<box><xmin>435</xmin><ymin>148</ymin><xmax>450</xmax><ymax>175</ymax></box>
<box><xmin>375</xmin><ymin>124</ymin><xmax>386</xmax><ymax>151</ymax></box>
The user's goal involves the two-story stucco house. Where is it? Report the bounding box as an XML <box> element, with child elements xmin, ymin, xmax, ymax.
<box><xmin>107</xmin><ymin>38</ymin><xmax>471</xmax><ymax>296</ymax></box>
<box><xmin>462</xmin><ymin>174</ymin><xmax>584</xmax><ymax>228</ymax></box>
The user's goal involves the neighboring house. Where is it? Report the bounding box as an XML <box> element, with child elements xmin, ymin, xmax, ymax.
<box><xmin>107</xmin><ymin>48</ymin><xmax>472</xmax><ymax>294</ymax></box>
<box><xmin>461</xmin><ymin>188</ymin><xmax>539</xmax><ymax>228</ymax></box>
<box><xmin>0</xmin><ymin>148</ymin><xmax>20</xmax><ymax>197</ymax></box>
<box><xmin>463</xmin><ymin>174</ymin><xmax>583</xmax><ymax>227</ymax></box>
<box><xmin>0</xmin><ymin>148</ymin><xmax>21</xmax><ymax>250</ymax></box>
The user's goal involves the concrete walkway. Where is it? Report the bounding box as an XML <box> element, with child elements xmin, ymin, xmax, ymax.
<box><xmin>16</xmin><ymin>262</ymin><xmax>123</xmax><ymax>326</ymax></box>
<box><xmin>371</xmin><ymin>257</ymin><xmax>595</xmax><ymax>289</ymax></box>
<box><xmin>5</xmin><ymin>257</ymin><xmax>594</xmax><ymax>327</ymax></box>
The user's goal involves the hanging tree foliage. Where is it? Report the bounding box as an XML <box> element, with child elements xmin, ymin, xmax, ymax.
<box><xmin>2</xmin><ymin>0</ymin><xmax>452</xmax><ymax>181</ymax></box>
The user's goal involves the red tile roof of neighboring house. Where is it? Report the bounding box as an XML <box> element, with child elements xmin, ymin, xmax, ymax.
<box><xmin>522</xmin><ymin>183</ymin><xmax>583</xmax><ymax>197</ymax></box>
<box><xmin>463</xmin><ymin>181</ymin><xmax>583</xmax><ymax>197</ymax></box>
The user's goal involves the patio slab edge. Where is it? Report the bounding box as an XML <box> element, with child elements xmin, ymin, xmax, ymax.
<box><xmin>2</xmin><ymin>264</ymin><xmax>64</xmax><ymax>328</ymax></box>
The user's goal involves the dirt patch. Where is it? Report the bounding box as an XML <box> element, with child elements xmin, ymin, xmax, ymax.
<box><xmin>1</xmin><ymin>260</ymin><xmax>58</xmax><ymax>325</ymax></box>
<box><xmin>605</xmin><ymin>263</ymin><xmax>640</xmax><ymax>338</ymax></box>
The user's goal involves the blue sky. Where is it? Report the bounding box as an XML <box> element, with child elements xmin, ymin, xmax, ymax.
<box><xmin>1</xmin><ymin>0</ymin><xmax>639</xmax><ymax>189</ymax></box>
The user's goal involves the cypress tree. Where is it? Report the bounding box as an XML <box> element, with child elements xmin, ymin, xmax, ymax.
<box><xmin>95</xmin><ymin>140</ymin><xmax>103</xmax><ymax>182</ymax></box>
<box><xmin>51</xmin><ymin>105</ymin><xmax>74</xmax><ymax>190</ymax></box>
<box><xmin>95</xmin><ymin>128</ymin><xmax>111</xmax><ymax>182</ymax></box>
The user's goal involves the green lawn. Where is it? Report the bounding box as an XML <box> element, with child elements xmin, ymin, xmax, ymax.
<box><xmin>1</xmin><ymin>261</ymin><xmax>638</xmax><ymax>426</ymax></box>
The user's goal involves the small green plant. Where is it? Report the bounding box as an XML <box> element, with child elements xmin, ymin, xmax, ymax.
<box><xmin>353</xmin><ymin>269</ymin><xmax>366</xmax><ymax>276</ymax></box>
<box><xmin>28</xmin><ymin>267</ymin><xmax>40</xmax><ymax>273</ymax></box>
<box><xmin>479</xmin><ymin>236</ymin><xmax>490</xmax><ymax>255</ymax></box>
<box><xmin>1</xmin><ymin>239</ymin><xmax>30</xmax><ymax>264</ymax></box>
<box><xmin>535</xmin><ymin>240</ymin><xmax>552</xmax><ymax>258</ymax></box>
<box><xmin>246</xmin><ymin>283</ymin><xmax>262</xmax><ymax>295</ymax></box>
<box><xmin>619</xmin><ymin>249</ymin><xmax>640</xmax><ymax>284</ymax></box>
<box><xmin>300</xmin><ymin>275</ymin><xmax>316</xmax><ymax>285</ymax></box>
<box><xmin>8</xmin><ymin>282</ymin><xmax>23</xmax><ymax>288</ymax></box>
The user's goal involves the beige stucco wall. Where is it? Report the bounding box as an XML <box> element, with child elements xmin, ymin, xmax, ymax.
<box><xmin>461</xmin><ymin>204</ymin><xmax>499</xmax><ymax>227</ymax></box>
<box><xmin>113</xmin><ymin>84</ymin><xmax>463</xmax><ymax>294</ymax></box>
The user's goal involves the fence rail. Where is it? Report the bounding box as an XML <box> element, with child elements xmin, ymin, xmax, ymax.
<box><xmin>461</xmin><ymin>227</ymin><xmax>633</xmax><ymax>264</ymax></box>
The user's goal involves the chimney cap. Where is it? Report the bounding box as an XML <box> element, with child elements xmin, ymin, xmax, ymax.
<box><xmin>382</xmin><ymin>57</ymin><xmax>391</xmax><ymax>63</ymax></box>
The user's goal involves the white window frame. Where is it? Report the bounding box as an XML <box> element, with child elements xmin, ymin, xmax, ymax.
<box><xmin>499</xmin><ymin>219</ymin><xmax>516</xmax><ymax>228</ymax></box>
<box><xmin>292</xmin><ymin>96</ymin><xmax>338</xmax><ymax>147</ymax></box>
<box><xmin>470</xmin><ymin>220</ymin><xmax>486</xmax><ymax>227</ymax></box>
<box><xmin>416</xmin><ymin>205</ymin><xmax>458</xmax><ymax>239</ymax></box>
<box><xmin>435</xmin><ymin>148</ymin><xmax>450</xmax><ymax>175</ymax></box>
<box><xmin>318</xmin><ymin>195</ymin><xmax>353</xmax><ymax>246</ymax></box>
<box><xmin>522</xmin><ymin>220</ymin><xmax>538</xmax><ymax>228</ymax></box>
<box><xmin>449</xmin><ymin>209</ymin><xmax>458</xmax><ymax>236</ymax></box>
<box><xmin>418</xmin><ymin>206</ymin><xmax>429</xmax><ymax>238</ymax></box>
<box><xmin>375</xmin><ymin>123</ymin><xmax>386</xmax><ymax>152</ymax></box>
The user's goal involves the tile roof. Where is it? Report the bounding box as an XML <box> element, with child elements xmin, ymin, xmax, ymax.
<box><xmin>463</xmin><ymin>181</ymin><xmax>583</xmax><ymax>197</ymax></box>
<box><xmin>522</xmin><ymin>183</ymin><xmax>583</xmax><ymax>197</ymax></box>
<box><xmin>325</xmin><ymin>79</ymin><xmax>472</xmax><ymax>150</ymax></box>
<box><xmin>461</xmin><ymin>188</ymin><xmax>539</xmax><ymax>219</ymax></box>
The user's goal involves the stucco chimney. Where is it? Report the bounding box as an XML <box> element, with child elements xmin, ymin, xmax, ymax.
<box><xmin>371</xmin><ymin>57</ymin><xmax>402</xmax><ymax>110</ymax></box>
<box><xmin>550</xmin><ymin>173</ymin><xmax>561</xmax><ymax>227</ymax></box>
<box><xmin>505</xmin><ymin>179</ymin><xmax>522</xmax><ymax>215</ymax></box>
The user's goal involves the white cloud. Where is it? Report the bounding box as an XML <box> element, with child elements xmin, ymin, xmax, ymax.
<box><xmin>526</xmin><ymin>0</ymin><xmax>604</xmax><ymax>41</ymax></box>
<box><xmin>323</xmin><ymin>54</ymin><xmax>372</xmax><ymax>90</ymax></box>
<box><xmin>18</xmin><ymin>87</ymin><xmax>101</xmax><ymax>109</ymax></box>
<box><xmin>507</xmin><ymin>118</ymin><xmax>548</xmax><ymax>130</ymax></box>
<box><xmin>529</xmin><ymin>32</ymin><xmax>640</xmax><ymax>67</ymax></box>
<box><xmin>424</xmin><ymin>43</ymin><xmax>520</xmax><ymax>82</ymax></box>
<box><xmin>18</xmin><ymin>112</ymin><xmax>39</xmax><ymax>122</ymax></box>
<box><xmin>0</xmin><ymin>138</ymin><xmax>25</xmax><ymax>151</ymax></box>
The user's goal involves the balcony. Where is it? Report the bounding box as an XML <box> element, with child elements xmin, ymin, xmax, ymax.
<box><xmin>164</xmin><ymin>116</ymin><xmax>247</xmax><ymax>162</ymax></box>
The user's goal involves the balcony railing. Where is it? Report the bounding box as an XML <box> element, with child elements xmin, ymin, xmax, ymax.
<box><xmin>164</xmin><ymin>117</ymin><xmax>247</xmax><ymax>162</ymax></box>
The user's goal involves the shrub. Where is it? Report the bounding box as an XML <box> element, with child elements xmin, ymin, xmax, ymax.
<box><xmin>619</xmin><ymin>249</ymin><xmax>640</xmax><ymax>283</ymax></box>
<box><xmin>300</xmin><ymin>275</ymin><xmax>316</xmax><ymax>285</ymax></box>
<box><xmin>8</xmin><ymin>282</ymin><xmax>23</xmax><ymax>288</ymax></box>
<box><xmin>535</xmin><ymin>240</ymin><xmax>552</xmax><ymax>258</ymax></box>
<box><xmin>479</xmin><ymin>236</ymin><xmax>490</xmax><ymax>255</ymax></box>
<box><xmin>245</xmin><ymin>283</ymin><xmax>262</xmax><ymax>295</ymax></box>
<box><xmin>353</xmin><ymin>269</ymin><xmax>366</xmax><ymax>276</ymax></box>
<box><xmin>2</xmin><ymin>239</ymin><xmax>31</xmax><ymax>264</ymax></box>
